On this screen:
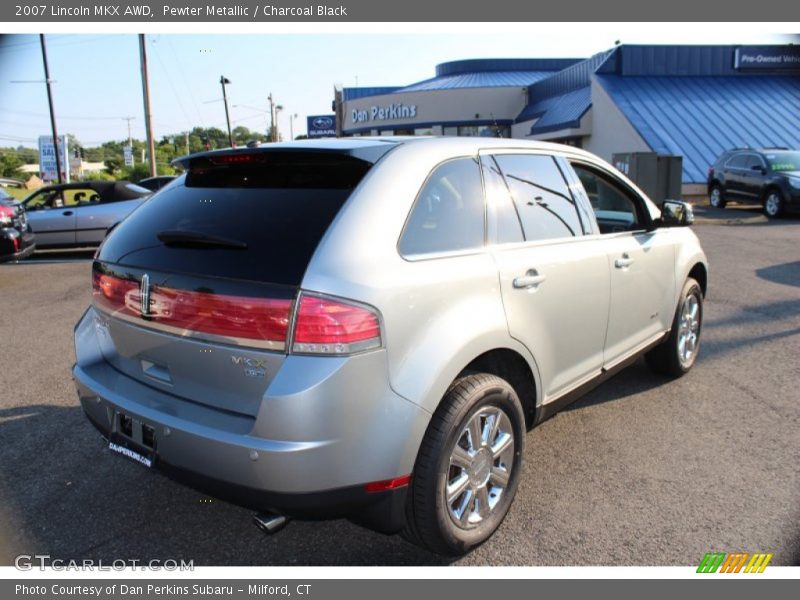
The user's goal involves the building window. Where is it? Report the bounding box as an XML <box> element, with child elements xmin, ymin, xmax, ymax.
<box><xmin>414</xmin><ymin>128</ymin><xmax>433</xmax><ymax>136</ymax></box>
<box><xmin>457</xmin><ymin>125</ymin><xmax>510</xmax><ymax>138</ymax></box>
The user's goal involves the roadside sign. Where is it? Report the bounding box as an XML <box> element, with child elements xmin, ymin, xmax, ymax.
<box><xmin>38</xmin><ymin>135</ymin><xmax>70</xmax><ymax>183</ymax></box>
<box><xmin>124</xmin><ymin>145</ymin><xmax>134</xmax><ymax>167</ymax></box>
<box><xmin>307</xmin><ymin>115</ymin><xmax>336</xmax><ymax>138</ymax></box>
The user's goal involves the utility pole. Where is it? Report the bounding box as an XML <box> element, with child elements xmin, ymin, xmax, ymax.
<box><xmin>39</xmin><ymin>35</ymin><xmax>63</xmax><ymax>185</ymax></box>
<box><xmin>122</xmin><ymin>116</ymin><xmax>135</xmax><ymax>147</ymax></box>
<box><xmin>268</xmin><ymin>93</ymin><xmax>275</xmax><ymax>142</ymax></box>
<box><xmin>289</xmin><ymin>113</ymin><xmax>297</xmax><ymax>141</ymax></box>
<box><xmin>220</xmin><ymin>76</ymin><xmax>233</xmax><ymax>148</ymax></box>
<box><xmin>184</xmin><ymin>131</ymin><xmax>190</xmax><ymax>155</ymax></box>
<box><xmin>138</xmin><ymin>34</ymin><xmax>157</xmax><ymax>177</ymax></box>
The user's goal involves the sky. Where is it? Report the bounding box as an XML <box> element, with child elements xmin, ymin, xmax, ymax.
<box><xmin>0</xmin><ymin>30</ymin><xmax>794</xmax><ymax>148</ymax></box>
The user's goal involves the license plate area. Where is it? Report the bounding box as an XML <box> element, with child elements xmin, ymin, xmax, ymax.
<box><xmin>109</xmin><ymin>411</ymin><xmax>157</xmax><ymax>468</ymax></box>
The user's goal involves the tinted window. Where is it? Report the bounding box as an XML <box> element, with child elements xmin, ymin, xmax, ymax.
<box><xmin>481</xmin><ymin>156</ymin><xmax>523</xmax><ymax>244</ymax></box>
<box><xmin>98</xmin><ymin>152</ymin><xmax>374</xmax><ymax>286</ymax></box>
<box><xmin>727</xmin><ymin>154</ymin><xmax>748</xmax><ymax>169</ymax></box>
<box><xmin>494</xmin><ymin>154</ymin><xmax>581</xmax><ymax>241</ymax></box>
<box><xmin>572</xmin><ymin>164</ymin><xmax>643</xmax><ymax>234</ymax></box>
<box><xmin>399</xmin><ymin>158</ymin><xmax>485</xmax><ymax>256</ymax></box>
<box><xmin>745</xmin><ymin>155</ymin><xmax>765</xmax><ymax>170</ymax></box>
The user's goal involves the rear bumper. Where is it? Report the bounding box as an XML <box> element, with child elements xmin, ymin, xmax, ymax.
<box><xmin>73</xmin><ymin>307</ymin><xmax>429</xmax><ymax>531</ymax></box>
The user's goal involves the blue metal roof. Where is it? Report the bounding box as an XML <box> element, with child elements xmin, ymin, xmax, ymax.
<box><xmin>434</xmin><ymin>58</ymin><xmax>580</xmax><ymax>77</ymax></box>
<box><xmin>596</xmin><ymin>74</ymin><xmax>800</xmax><ymax>183</ymax></box>
<box><xmin>397</xmin><ymin>70</ymin><xmax>556</xmax><ymax>92</ymax></box>
<box><xmin>515</xmin><ymin>51</ymin><xmax>611</xmax><ymax>132</ymax></box>
<box><xmin>342</xmin><ymin>87</ymin><xmax>402</xmax><ymax>101</ymax></box>
<box><xmin>519</xmin><ymin>87</ymin><xmax>592</xmax><ymax>134</ymax></box>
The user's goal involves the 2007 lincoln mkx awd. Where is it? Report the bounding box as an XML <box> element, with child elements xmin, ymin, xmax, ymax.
<box><xmin>73</xmin><ymin>137</ymin><xmax>708</xmax><ymax>555</ymax></box>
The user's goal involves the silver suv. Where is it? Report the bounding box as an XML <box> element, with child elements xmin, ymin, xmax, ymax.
<box><xmin>73</xmin><ymin>138</ymin><xmax>708</xmax><ymax>555</ymax></box>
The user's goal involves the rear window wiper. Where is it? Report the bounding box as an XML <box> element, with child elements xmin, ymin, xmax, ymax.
<box><xmin>156</xmin><ymin>229</ymin><xmax>248</xmax><ymax>249</ymax></box>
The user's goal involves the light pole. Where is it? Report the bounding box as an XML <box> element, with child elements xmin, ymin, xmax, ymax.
<box><xmin>220</xmin><ymin>75</ymin><xmax>233</xmax><ymax>148</ymax></box>
<box><xmin>289</xmin><ymin>113</ymin><xmax>298</xmax><ymax>141</ymax></box>
<box><xmin>275</xmin><ymin>105</ymin><xmax>283</xmax><ymax>142</ymax></box>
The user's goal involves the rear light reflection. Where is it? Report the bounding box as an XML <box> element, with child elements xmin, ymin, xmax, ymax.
<box><xmin>92</xmin><ymin>272</ymin><xmax>291</xmax><ymax>346</ymax></box>
<box><xmin>91</xmin><ymin>273</ymin><xmax>381</xmax><ymax>355</ymax></box>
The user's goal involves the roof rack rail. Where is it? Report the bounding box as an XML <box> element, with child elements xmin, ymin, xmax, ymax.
<box><xmin>759</xmin><ymin>146</ymin><xmax>790</xmax><ymax>150</ymax></box>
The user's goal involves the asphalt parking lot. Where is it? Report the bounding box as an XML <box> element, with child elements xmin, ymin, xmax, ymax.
<box><xmin>1</xmin><ymin>215</ymin><xmax>798</xmax><ymax>566</ymax></box>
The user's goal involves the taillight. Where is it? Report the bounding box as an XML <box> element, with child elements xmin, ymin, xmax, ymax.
<box><xmin>12</xmin><ymin>236</ymin><xmax>19</xmax><ymax>252</ymax></box>
<box><xmin>291</xmin><ymin>294</ymin><xmax>381</xmax><ymax>355</ymax></box>
<box><xmin>92</xmin><ymin>272</ymin><xmax>291</xmax><ymax>349</ymax></box>
<box><xmin>91</xmin><ymin>272</ymin><xmax>381</xmax><ymax>355</ymax></box>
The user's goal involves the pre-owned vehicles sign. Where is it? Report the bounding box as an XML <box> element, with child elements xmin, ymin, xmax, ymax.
<box><xmin>735</xmin><ymin>45</ymin><xmax>800</xmax><ymax>71</ymax></box>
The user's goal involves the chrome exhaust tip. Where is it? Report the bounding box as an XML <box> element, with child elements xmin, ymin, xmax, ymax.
<box><xmin>253</xmin><ymin>512</ymin><xmax>289</xmax><ymax>534</ymax></box>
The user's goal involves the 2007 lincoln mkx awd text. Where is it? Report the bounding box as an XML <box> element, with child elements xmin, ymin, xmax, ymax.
<box><xmin>73</xmin><ymin>137</ymin><xmax>707</xmax><ymax>555</ymax></box>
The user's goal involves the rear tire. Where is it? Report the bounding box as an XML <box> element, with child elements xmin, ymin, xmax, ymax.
<box><xmin>402</xmin><ymin>373</ymin><xmax>525</xmax><ymax>556</ymax></box>
<box><xmin>709</xmin><ymin>185</ymin><xmax>726</xmax><ymax>209</ymax></box>
<box><xmin>763</xmin><ymin>190</ymin><xmax>784</xmax><ymax>218</ymax></box>
<box><xmin>646</xmin><ymin>277</ymin><xmax>703</xmax><ymax>377</ymax></box>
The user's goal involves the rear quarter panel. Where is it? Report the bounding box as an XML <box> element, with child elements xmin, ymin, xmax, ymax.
<box><xmin>302</xmin><ymin>141</ymin><xmax>543</xmax><ymax>414</ymax></box>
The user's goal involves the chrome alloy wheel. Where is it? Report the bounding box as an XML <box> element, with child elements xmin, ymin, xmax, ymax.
<box><xmin>446</xmin><ymin>407</ymin><xmax>515</xmax><ymax>529</ymax></box>
<box><xmin>765</xmin><ymin>193</ymin><xmax>781</xmax><ymax>217</ymax></box>
<box><xmin>678</xmin><ymin>293</ymin><xmax>700</xmax><ymax>366</ymax></box>
<box><xmin>710</xmin><ymin>187</ymin><xmax>722</xmax><ymax>207</ymax></box>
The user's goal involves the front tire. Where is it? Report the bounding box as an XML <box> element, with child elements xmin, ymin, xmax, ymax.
<box><xmin>646</xmin><ymin>277</ymin><xmax>703</xmax><ymax>377</ymax></box>
<box><xmin>763</xmin><ymin>190</ymin><xmax>784</xmax><ymax>218</ymax></box>
<box><xmin>709</xmin><ymin>185</ymin><xmax>726</xmax><ymax>209</ymax></box>
<box><xmin>403</xmin><ymin>373</ymin><xmax>525</xmax><ymax>556</ymax></box>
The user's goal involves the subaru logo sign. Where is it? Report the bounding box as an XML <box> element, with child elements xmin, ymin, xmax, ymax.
<box><xmin>307</xmin><ymin>114</ymin><xmax>337</xmax><ymax>138</ymax></box>
<box><xmin>313</xmin><ymin>117</ymin><xmax>334</xmax><ymax>129</ymax></box>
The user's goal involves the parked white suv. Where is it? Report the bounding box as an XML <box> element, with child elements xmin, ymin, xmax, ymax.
<box><xmin>74</xmin><ymin>137</ymin><xmax>707</xmax><ymax>556</ymax></box>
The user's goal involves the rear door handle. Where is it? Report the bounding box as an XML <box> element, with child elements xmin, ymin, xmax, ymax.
<box><xmin>62</xmin><ymin>210</ymin><xmax>73</xmax><ymax>216</ymax></box>
<box><xmin>513</xmin><ymin>270</ymin><xmax>546</xmax><ymax>289</ymax></box>
<box><xmin>614</xmin><ymin>254</ymin><xmax>634</xmax><ymax>269</ymax></box>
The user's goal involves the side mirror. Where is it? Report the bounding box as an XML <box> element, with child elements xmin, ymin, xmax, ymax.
<box><xmin>659</xmin><ymin>200</ymin><xmax>694</xmax><ymax>228</ymax></box>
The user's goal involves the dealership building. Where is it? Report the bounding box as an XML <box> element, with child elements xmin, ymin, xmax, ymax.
<box><xmin>335</xmin><ymin>44</ymin><xmax>800</xmax><ymax>195</ymax></box>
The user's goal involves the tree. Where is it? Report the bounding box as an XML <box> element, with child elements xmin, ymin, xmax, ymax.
<box><xmin>0</xmin><ymin>151</ymin><xmax>23</xmax><ymax>178</ymax></box>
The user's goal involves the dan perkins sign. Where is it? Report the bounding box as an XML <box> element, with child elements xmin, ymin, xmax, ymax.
<box><xmin>735</xmin><ymin>45</ymin><xmax>800</xmax><ymax>71</ymax></box>
<box><xmin>352</xmin><ymin>103</ymin><xmax>418</xmax><ymax>124</ymax></box>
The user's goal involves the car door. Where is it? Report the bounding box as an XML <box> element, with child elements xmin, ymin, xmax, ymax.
<box><xmin>23</xmin><ymin>189</ymin><xmax>76</xmax><ymax>246</ymax></box>
<box><xmin>723</xmin><ymin>154</ymin><xmax>748</xmax><ymax>200</ymax></box>
<box><xmin>567</xmin><ymin>161</ymin><xmax>676</xmax><ymax>368</ymax></box>
<box><xmin>482</xmin><ymin>151</ymin><xmax>610</xmax><ymax>401</ymax></box>
<box><xmin>75</xmin><ymin>196</ymin><xmax>140</xmax><ymax>245</ymax></box>
<box><xmin>741</xmin><ymin>154</ymin><xmax>768</xmax><ymax>201</ymax></box>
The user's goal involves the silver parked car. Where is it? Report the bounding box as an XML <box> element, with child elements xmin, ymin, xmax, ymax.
<box><xmin>73</xmin><ymin>138</ymin><xmax>707</xmax><ymax>555</ymax></box>
<box><xmin>22</xmin><ymin>180</ymin><xmax>151</xmax><ymax>248</ymax></box>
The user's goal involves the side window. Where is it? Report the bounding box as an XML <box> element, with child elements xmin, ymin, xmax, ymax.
<box><xmin>571</xmin><ymin>164</ymin><xmax>644</xmax><ymax>234</ymax></box>
<box><xmin>399</xmin><ymin>157</ymin><xmax>485</xmax><ymax>257</ymax></box>
<box><xmin>745</xmin><ymin>155</ymin><xmax>765</xmax><ymax>171</ymax></box>
<box><xmin>481</xmin><ymin>156</ymin><xmax>523</xmax><ymax>244</ymax></box>
<box><xmin>63</xmin><ymin>188</ymin><xmax>98</xmax><ymax>206</ymax></box>
<box><xmin>727</xmin><ymin>154</ymin><xmax>748</xmax><ymax>169</ymax></box>
<box><xmin>493</xmin><ymin>154</ymin><xmax>582</xmax><ymax>242</ymax></box>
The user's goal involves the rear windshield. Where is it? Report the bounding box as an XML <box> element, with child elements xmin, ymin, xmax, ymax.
<box><xmin>98</xmin><ymin>152</ymin><xmax>373</xmax><ymax>286</ymax></box>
